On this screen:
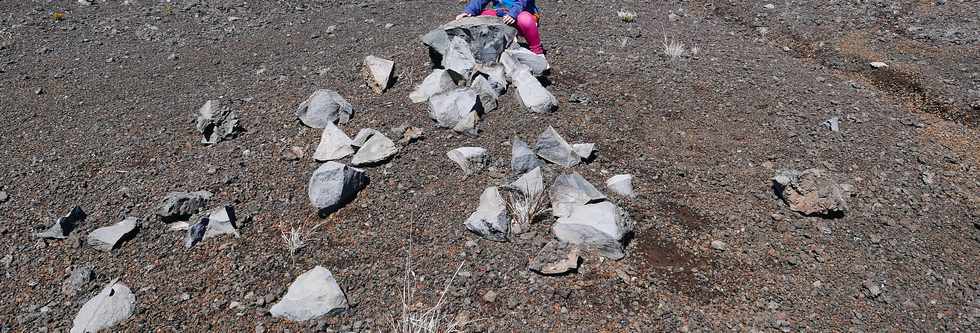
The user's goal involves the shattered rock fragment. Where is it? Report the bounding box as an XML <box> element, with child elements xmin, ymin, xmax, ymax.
<box><xmin>156</xmin><ymin>191</ymin><xmax>212</xmax><ymax>222</ymax></box>
<box><xmin>528</xmin><ymin>240</ymin><xmax>580</xmax><ymax>275</ymax></box>
<box><xmin>470</xmin><ymin>75</ymin><xmax>499</xmax><ymax>112</ymax></box>
<box><xmin>36</xmin><ymin>207</ymin><xmax>86</xmax><ymax>239</ymax></box>
<box><xmin>409</xmin><ymin>69</ymin><xmax>456</xmax><ymax>103</ymax></box>
<box><xmin>504</xmin><ymin>47</ymin><xmax>550</xmax><ymax>76</ymax></box>
<box><xmin>772</xmin><ymin>169</ymin><xmax>853</xmax><ymax>217</ymax></box>
<box><xmin>351</xmin><ymin>128</ymin><xmax>382</xmax><ymax>148</ymax></box>
<box><xmin>447</xmin><ymin>147</ymin><xmax>489</xmax><ymax>175</ymax></box>
<box><xmin>270</xmin><ymin>266</ymin><xmax>348</xmax><ymax>321</ymax></box>
<box><xmin>428</xmin><ymin>88</ymin><xmax>481</xmax><ymax>133</ymax></box>
<box><xmin>424</xmin><ymin>16</ymin><xmax>518</xmax><ymax>65</ymax></box>
<box><xmin>605</xmin><ymin>174</ymin><xmax>636</xmax><ymax>199</ymax></box>
<box><xmin>363</xmin><ymin>55</ymin><xmax>395</xmax><ymax>94</ymax></box>
<box><xmin>392</xmin><ymin>124</ymin><xmax>424</xmax><ymax>144</ymax></box>
<box><xmin>510</xmin><ymin>137</ymin><xmax>541</xmax><ymax>174</ymax></box>
<box><xmin>313</xmin><ymin>123</ymin><xmax>354</xmax><ymax>162</ymax></box>
<box><xmin>296</xmin><ymin>89</ymin><xmax>353</xmax><ymax>128</ymax></box>
<box><xmin>444</xmin><ymin>36</ymin><xmax>477</xmax><ymax>78</ymax></box>
<box><xmin>184</xmin><ymin>218</ymin><xmax>207</xmax><ymax>248</ymax></box>
<box><xmin>552</xmin><ymin>201</ymin><xmax>634</xmax><ymax>260</ymax></box>
<box><xmin>512</xmin><ymin>67</ymin><xmax>557</xmax><ymax>113</ymax></box>
<box><xmin>62</xmin><ymin>265</ymin><xmax>95</xmax><ymax>297</ymax></box>
<box><xmin>203</xmin><ymin>205</ymin><xmax>239</xmax><ymax>240</ymax></box>
<box><xmin>70</xmin><ymin>279</ymin><xmax>135</xmax><ymax>333</ymax></box>
<box><xmin>194</xmin><ymin>100</ymin><xmax>241</xmax><ymax>145</ymax></box>
<box><xmin>308</xmin><ymin>162</ymin><xmax>369</xmax><ymax>217</ymax></box>
<box><xmin>87</xmin><ymin>217</ymin><xmax>140</xmax><ymax>252</ymax></box>
<box><xmin>572</xmin><ymin>143</ymin><xmax>595</xmax><ymax>160</ymax></box>
<box><xmin>351</xmin><ymin>132</ymin><xmax>399</xmax><ymax>166</ymax></box>
<box><xmin>551</xmin><ymin>173</ymin><xmax>606</xmax><ymax>217</ymax></box>
<box><xmin>464</xmin><ymin>187</ymin><xmax>510</xmax><ymax>241</ymax></box>
<box><xmin>534</xmin><ymin>127</ymin><xmax>579</xmax><ymax>167</ymax></box>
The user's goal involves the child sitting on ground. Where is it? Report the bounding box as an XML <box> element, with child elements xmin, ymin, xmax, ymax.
<box><xmin>456</xmin><ymin>0</ymin><xmax>545</xmax><ymax>55</ymax></box>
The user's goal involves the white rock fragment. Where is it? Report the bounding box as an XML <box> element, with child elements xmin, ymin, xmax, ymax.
<box><xmin>313</xmin><ymin>123</ymin><xmax>354</xmax><ymax>161</ymax></box>
<box><xmin>195</xmin><ymin>100</ymin><xmax>240</xmax><ymax>145</ymax></box>
<box><xmin>464</xmin><ymin>187</ymin><xmax>509</xmax><ymax>241</ymax></box>
<box><xmin>504</xmin><ymin>47</ymin><xmax>550</xmax><ymax>76</ymax></box>
<box><xmin>363</xmin><ymin>55</ymin><xmax>395</xmax><ymax>94</ymax></box>
<box><xmin>869</xmin><ymin>61</ymin><xmax>888</xmax><ymax>68</ymax></box>
<box><xmin>409</xmin><ymin>69</ymin><xmax>456</xmax><ymax>103</ymax></box>
<box><xmin>511</xmin><ymin>137</ymin><xmax>541</xmax><ymax>174</ymax></box>
<box><xmin>551</xmin><ymin>173</ymin><xmax>607</xmax><ymax>217</ymax></box>
<box><xmin>351</xmin><ymin>128</ymin><xmax>382</xmax><ymax>148</ymax></box>
<box><xmin>534</xmin><ymin>127</ymin><xmax>579</xmax><ymax>167</ymax></box>
<box><xmin>70</xmin><ymin>280</ymin><xmax>136</xmax><ymax>333</ymax></box>
<box><xmin>270</xmin><ymin>266</ymin><xmax>348</xmax><ymax>321</ymax></box>
<box><xmin>528</xmin><ymin>240</ymin><xmax>580</xmax><ymax>275</ymax></box>
<box><xmin>308</xmin><ymin>162</ymin><xmax>369</xmax><ymax>216</ymax></box>
<box><xmin>87</xmin><ymin>217</ymin><xmax>140</xmax><ymax>252</ymax></box>
<box><xmin>605</xmin><ymin>174</ymin><xmax>636</xmax><ymax>199</ymax></box>
<box><xmin>447</xmin><ymin>147</ymin><xmax>489</xmax><ymax>175</ymax></box>
<box><xmin>477</xmin><ymin>65</ymin><xmax>508</xmax><ymax>94</ymax></box>
<box><xmin>296</xmin><ymin>89</ymin><xmax>353</xmax><ymax>128</ymax></box>
<box><xmin>552</xmin><ymin>201</ymin><xmax>634</xmax><ymax>260</ymax></box>
<box><xmin>203</xmin><ymin>206</ymin><xmax>240</xmax><ymax>240</ymax></box>
<box><xmin>512</xmin><ymin>68</ymin><xmax>557</xmax><ymax>113</ymax></box>
<box><xmin>572</xmin><ymin>143</ymin><xmax>595</xmax><ymax>160</ymax></box>
<box><xmin>351</xmin><ymin>132</ymin><xmax>399</xmax><ymax>166</ymax></box>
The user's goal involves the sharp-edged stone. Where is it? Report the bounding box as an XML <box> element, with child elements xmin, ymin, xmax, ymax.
<box><xmin>572</xmin><ymin>143</ymin><xmax>595</xmax><ymax>160</ymax></box>
<box><xmin>184</xmin><ymin>217</ymin><xmax>207</xmax><ymax>248</ymax></box>
<box><xmin>409</xmin><ymin>69</ymin><xmax>456</xmax><ymax>103</ymax></box>
<box><xmin>351</xmin><ymin>128</ymin><xmax>381</xmax><ymax>148</ymax></box>
<box><xmin>203</xmin><ymin>205</ymin><xmax>239</xmax><ymax>240</ymax></box>
<box><xmin>308</xmin><ymin>162</ymin><xmax>369</xmax><ymax>217</ymax></box>
<box><xmin>447</xmin><ymin>147</ymin><xmax>489</xmax><ymax>175</ymax></box>
<box><xmin>194</xmin><ymin>100</ymin><xmax>241</xmax><ymax>145</ymax></box>
<box><xmin>296</xmin><ymin>89</ymin><xmax>353</xmax><ymax>128</ymax></box>
<box><xmin>87</xmin><ymin>217</ymin><xmax>139</xmax><ymax>252</ymax></box>
<box><xmin>313</xmin><ymin>123</ymin><xmax>354</xmax><ymax>162</ymax></box>
<box><xmin>512</xmin><ymin>67</ymin><xmax>557</xmax><ymax>113</ymax></box>
<box><xmin>351</xmin><ymin>133</ymin><xmax>399</xmax><ymax>166</ymax></box>
<box><xmin>552</xmin><ymin>201</ymin><xmax>634</xmax><ymax>260</ymax></box>
<box><xmin>534</xmin><ymin>127</ymin><xmax>579</xmax><ymax>166</ymax></box>
<box><xmin>551</xmin><ymin>173</ymin><xmax>606</xmax><ymax>217</ymax></box>
<box><xmin>511</xmin><ymin>167</ymin><xmax>544</xmax><ymax>198</ymax></box>
<box><xmin>504</xmin><ymin>47</ymin><xmax>550</xmax><ymax>76</ymax></box>
<box><xmin>470</xmin><ymin>75</ymin><xmax>499</xmax><ymax>112</ymax></box>
<box><xmin>464</xmin><ymin>187</ymin><xmax>510</xmax><ymax>241</ymax></box>
<box><xmin>36</xmin><ymin>206</ymin><xmax>86</xmax><ymax>239</ymax></box>
<box><xmin>452</xmin><ymin>110</ymin><xmax>480</xmax><ymax>135</ymax></box>
<box><xmin>363</xmin><ymin>55</ymin><xmax>395</xmax><ymax>94</ymax></box>
<box><xmin>443</xmin><ymin>36</ymin><xmax>476</xmax><ymax>78</ymax></box>
<box><xmin>511</xmin><ymin>137</ymin><xmax>541</xmax><ymax>174</ymax></box>
<box><xmin>477</xmin><ymin>64</ymin><xmax>508</xmax><ymax>94</ymax></box>
<box><xmin>156</xmin><ymin>191</ymin><xmax>212</xmax><ymax>222</ymax></box>
<box><xmin>424</xmin><ymin>16</ymin><xmax>518</xmax><ymax>65</ymax></box>
<box><xmin>606</xmin><ymin>174</ymin><xmax>636</xmax><ymax>199</ymax></box>
<box><xmin>772</xmin><ymin>169</ymin><xmax>853</xmax><ymax>217</ymax></box>
<box><xmin>62</xmin><ymin>265</ymin><xmax>95</xmax><ymax>297</ymax></box>
<box><xmin>70</xmin><ymin>279</ymin><xmax>135</xmax><ymax>333</ymax></box>
<box><xmin>528</xmin><ymin>240</ymin><xmax>580</xmax><ymax>275</ymax></box>
<box><xmin>270</xmin><ymin>266</ymin><xmax>348</xmax><ymax>321</ymax></box>
<box><xmin>428</xmin><ymin>88</ymin><xmax>480</xmax><ymax>131</ymax></box>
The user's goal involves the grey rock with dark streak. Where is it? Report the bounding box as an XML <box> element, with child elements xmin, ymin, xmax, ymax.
<box><xmin>87</xmin><ymin>217</ymin><xmax>139</xmax><ymax>251</ymax></box>
<box><xmin>464</xmin><ymin>187</ymin><xmax>510</xmax><ymax>241</ymax></box>
<box><xmin>156</xmin><ymin>191</ymin><xmax>212</xmax><ymax>222</ymax></box>
<box><xmin>36</xmin><ymin>207</ymin><xmax>86</xmax><ymax>239</ymax></box>
<box><xmin>308</xmin><ymin>162</ymin><xmax>369</xmax><ymax>217</ymax></box>
<box><xmin>194</xmin><ymin>100</ymin><xmax>240</xmax><ymax>145</ymax></box>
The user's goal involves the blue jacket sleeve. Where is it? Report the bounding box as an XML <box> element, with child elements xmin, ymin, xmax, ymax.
<box><xmin>506</xmin><ymin>0</ymin><xmax>527</xmax><ymax>18</ymax></box>
<box><xmin>464</xmin><ymin>0</ymin><xmax>490</xmax><ymax>15</ymax></box>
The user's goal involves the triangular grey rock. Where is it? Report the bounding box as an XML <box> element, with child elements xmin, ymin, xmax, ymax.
<box><xmin>363</xmin><ymin>55</ymin><xmax>394</xmax><ymax>94</ymax></box>
<box><xmin>534</xmin><ymin>127</ymin><xmax>579</xmax><ymax>167</ymax></box>
<box><xmin>351</xmin><ymin>128</ymin><xmax>381</xmax><ymax>148</ymax></box>
<box><xmin>296</xmin><ymin>89</ymin><xmax>353</xmax><ymax>128</ymax></box>
<box><xmin>70</xmin><ymin>279</ymin><xmax>135</xmax><ymax>333</ymax></box>
<box><xmin>270</xmin><ymin>266</ymin><xmax>348</xmax><ymax>321</ymax></box>
<box><xmin>511</xmin><ymin>137</ymin><xmax>541</xmax><ymax>174</ymax></box>
<box><xmin>87</xmin><ymin>217</ymin><xmax>139</xmax><ymax>252</ymax></box>
<box><xmin>552</xmin><ymin>201</ymin><xmax>634</xmax><ymax>260</ymax></box>
<box><xmin>470</xmin><ymin>75</ymin><xmax>499</xmax><ymax>112</ymax></box>
<box><xmin>447</xmin><ymin>147</ymin><xmax>489</xmax><ymax>175</ymax></box>
<box><xmin>203</xmin><ymin>206</ymin><xmax>239</xmax><ymax>240</ymax></box>
<box><xmin>428</xmin><ymin>88</ymin><xmax>479</xmax><ymax>130</ymax></box>
<box><xmin>572</xmin><ymin>143</ymin><xmax>595</xmax><ymax>160</ymax></box>
<box><xmin>195</xmin><ymin>100</ymin><xmax>240</xmax><ymax>145</ymax></box>
<box><xmin>551</xmin><ymin>172</ymin><xmax>606</xmax><ymax>217</ymax></box>
<box><xmin>606</xmin><ymin>174</ymin><xmax>636</xmax><ymax>199</ymax></box>
<box><xmin>513</xmin><ymin>68</ymin><xmax>557</xmax><ymax>113</ymax></box>
<box><xmin>308</xmin><ymin>162</ymin><xmax>369</xmax><ymax>217</ymax></box>
<box><xmin>351</xmin><ymin>133</ymin><xmax>398</xmax><ymax>166</ymax></box>
<box><xmin>36</xmin><ymin>206</ymin><xmax>86</xmax><ymax>239</ymax></box>
<box><xmin>409</xmin><ymin>69</ymin><xmax>456</xmax><ymax>103</ymax></box>
<box><xmin>313</xmin><ymin>123</ymin><xmax>354</xmax><ymax>161</ymax></box>
<box><xmin>464</xmin><ymin>187</ymin><xmax>509</xmax><ymax>241</ymax></box>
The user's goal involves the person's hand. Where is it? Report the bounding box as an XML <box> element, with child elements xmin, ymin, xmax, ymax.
<box><xmin>456</xmin><ymin>13</ymin><xmax>471</xmax><ymax>20</ymax></box>
<box><xmin>502</xmin><ymin>15</ymin><xmax>515</xmax><ymax>25</ymax></box>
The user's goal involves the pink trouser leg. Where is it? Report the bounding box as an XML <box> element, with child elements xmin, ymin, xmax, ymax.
<box><xmin>479</xmin><ymin>10</ymin><xmax>545</xmax><ymax>54</ymax></box>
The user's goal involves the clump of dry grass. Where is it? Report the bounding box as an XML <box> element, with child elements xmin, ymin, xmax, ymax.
<box><xmin>499</xmin><ymin>179</ymin><xmax>549</xmax><ymax>235</ymax></box>
<box><xmin>277</xmin><ymin>220</ymin><xmax>322</xmax><ymax>255</ymax></box>
<box><xmin>392</xmin><ymin>255</ymin><xmax>475</xmax><ymax>333</ymax></box>
<box><xmin>662</xmin><ymin>33</ymin><xmax>686</xmax><ymax>60</ymax></box>
<box><xmin>618</xmin><ymin>10</ymin><xmax>638</xmax><ymax>23</ymax></box>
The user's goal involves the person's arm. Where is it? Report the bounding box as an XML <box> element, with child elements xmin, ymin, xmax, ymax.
<box><xmin>505</xmin><ymin>0</ymin><xmax>527</xmax><ymax>18</ymax></box>
<box><xmin>463</xmin><ymin>0</ymin><xmax>490</xmax><ymax>16</ymax></box>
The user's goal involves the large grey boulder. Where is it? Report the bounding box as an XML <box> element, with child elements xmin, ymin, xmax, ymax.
<box><xmin>464</xmin><ymin>187</ymin><xmax>509</xmax><ymax>241</ymax></box>
<box><xmin>156</xmin><ymin>191</ymin><xmax>212</xmax><ymax>222</ymax></box>
<box><xmin>428</xmin><ymin>88</ymin><xmax>480</xmax><ymax>134</ymax></box>
<box><xmin>313</xmin><ymin>123</ymin><xmax>354</xmax><ymax>162</ymax></box>
<box><xmin>308</xmin><ymin>162</ymin><xmax>369</xmax><ymax>217</ymax></box>
<box><xmin>528</xmin><ymin>240</ymin><xmax>581</xmax><ymax>275</ymax></box>
<box><xmin>512</xmin><ymin>67</ymin><xmax>557</xmax><ymax>113</ymax></box>
<box><xmin>363</xmin><ymin>55</ymin><xmax>394</xmax><ymax>94</ymax></box>
<box><xmin>195</xmin><ymin>100</ymin><xmax>240</xmax><ymax>145</ymax></box>
<box><xmin>606</xmin><ymin>174</ymin><xmax>636</xmax><ymax>199</ymax></box>
<box><xmin>36</xmin><ymin>206</ymin><xmax>86</xmax><ymax>239</ymax></box>
<box><xmin>470</xmin><ymin>75</ymin><xmax>499</xmax><ymax>112</ymax></box>
<box><xmin>296</xmin><ymin>89</ymin><xmax>353</xmax><ymax>128</ymax></box>
<box><xmin>534</xmin><ymin>127</ymin><xmax>579</xmax><ymax>167</ymax></box>
<box><xmin>552</xmin><ymin>201</ymin><xmax>634</xmax><ymax>260</ymax></box>
<box><xmin>351</xmin><ymin>132</ymin><xmax>399</xmax><ymax>166</ymax></box>
<box><xmin>447</xmin><ymin>147</ymin><xmax>489</xmax><ymax>175</ymax></box>
<box><xmin>87</xmin><ymin>217</ymin><xmax>139</xmax><ymax>252</ymax></box>
<box><xmin>773</xmin><ymin>169</ymin><xmax>853</xmax><ymax>217</ymax></box>
<box><xmin>551</xmin><ymin>173</ymin><xmax>606</xmax><ymax>217</ymax></box>
<box><xmin>510</xmin><ymin>137</ymin><xmax>541</xmax><ymax>174</ymax></box>
<box><xmin>409</xmin><ymin>69</ymin><xmax>456</xmax><ymax>103</ymax></box>
<box><xmin>423</xmin><ymin>16</ymin><xmax>518</xmax><ymax>65</ymax></box>
<box><xmin>504</xmin><ymin>47</ymin><xmax>550</xmax><ymax>76</ymax></box>
<box><xmin>270</xmin><ymin>266</ymin><xmax>348</xmax><ymax>321</ymax></box>
<box><xmin>70</xmin><ymin>279</ymin><xmax>135</xmax><ymax>333</ymax></box>
<box><xmin>444</xmin><ymin>36</ymin><xmax>477</xmax><ymax>78</ymax></box>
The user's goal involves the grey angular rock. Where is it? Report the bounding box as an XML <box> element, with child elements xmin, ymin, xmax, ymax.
<box><xmin>184</xmin><ymin>217</ymin><xmax>207</xmax><ymax>248</ymax></box>
<box><xmin>70</xmin><ymin>279</ymin><xmax>135</xmax><ymax>333</ymax></box>
<box><xmin>156</xmin><ymin>191</ymin><xmax>212</xmax><ymax>222</ymax></box>
<box><xmin>822</xmin><ymin>117</ymin><xmax>840</xmax><ymax>132</ymax></box>
<box><xmin>477</xmin><ymin>64</ymin><xmax>508</xmax><ymax>94</ymax></box>
<box><xmin>428</xmin><ymin>88</ymin><xmax>480</xmax><ymax>131</ymax></box>
<box><xmin>528</xmin><ymin>240</ymin><xmax>580</xmax><ymax>275</ymax></box>
<box><xmin>605</xmin><ymin>174</ymin><xmax>636</xmax><ymax>199</ymax></box>
<box><xmin>504</xmin><ymin>47</ymin><xmax>550</xmax><ymax>76</ymax></box>
<box><xmin>203</xmin><ymin>205</ymin><xmax>239</xmax><ymax>240</ymax></box>
<box><xmin>363</xmin><ymin>55</ymin><xmax>394</xmax><ymax>94</ymax></box>
<box><xmin>499</xmin><ymin>49</ymin><xmax>527</xmax><ymax>79</ymax></box>
<box><xmin>62</xmin><ymin>265</ymin><xmax>95</xmax><ymax>297</ymax></box>
<box><xmin>470</xmin><ymin>75</ymin><xmax>499</xmax><ymax>112</ymax></box>
<box><xmin>572</xmin><ymin>143</ymin><xmax>595</xmax><ymax>160</ymax></box>
<box><xmin>351</xmin><ymin>133</ymin><xmax>398</xmax><ymax>166</ymax></box>
<box><xmin>443</xmin><ymin>36</ymin><xmax>476</xmax><ymax>78</ymax></box>
<box><xmin>512</xmin><ymin>67</ymin><xmax>557</xmax><ymax>113</ymax></box>
<box><xmin>194</xmin><ymin>100</ymin><xmax>240</xmax><ymax>145</ymax></box>
<box><xmin>313</xmin><ymin>123</ymin><xmax>354</xmax><ymax>161</ymax></box>
<box><xmin>552</xmin><ymin>201</ymin><xmax>634</xmax><ymax>260</ymax></box>
<box><xmin>424</xmin><ymin>16</ymin><xmax>518</xmax><ymax>65</ymax></box>
<box><xmin>511</xmin><ymin>166</ymin><xmax>544</xmax><ymax>198</ymax></box>
<box><xmin>296</xmin><ymin>89</ymin><xmax>353</xmax><ymax>128</ymax></box>
<box><xmin>0</xmin><ymin>191</ymin><xmax>8</xmax><ymax>203</ymax></box>
<box><xmin>510</xmin><ymin>137</ymin><xmax>541</xmax><ymax>174</ymax></box>
<box><xmin>270</xmin><ymin>266</ymin><xmax>348</xmax><ymax>321</ymax></box>
<box><xmin>36</xmin><ymin>206</ymin><xmax>86</xmax><ymax>239</ymax></box>
<box><xmin>534</xmin><ymin>127</ymin><xmax>579</xmax><ymax>167</ymax></box>
<box><xmin>351</xmin><ymin>128</ymin><xmax>381</xmax><ymax>148</ymax></box>
<box><xmin>308</xmin><ymin>162</ymin><xmax>369</xmax><ymax>217</ymax></box>
<box><xmin>773</xmin><ymin>169</ymin><xmax>853</xmax><ymax>217</ymax></box>
<box><xmin>87</xmin><ymin>217</ymin><xmax>139</xmax><ymax>252</ymax></box>
<box><xmin>464</xmin><ymin>187</ymin><xmax>509</xmax><ymax>241</ymax></box>
<box><xmin>447</xmin><ymin>147</ymin><xmax>489</xmax><ymax>175</ymax></box>
<box><xmin>551</xmin><ymin>173</ymin><xmax>606</xmax><ymax>217</ymax></box>
<box><xmin>452</xmin><ymin>110</ymin><xmax>480</xmax><ymax>135</ymax></box>
<box><xmin>409</xmin><ymin>69</ymin><xmax>456</xmax><ymax>103</ymax></box>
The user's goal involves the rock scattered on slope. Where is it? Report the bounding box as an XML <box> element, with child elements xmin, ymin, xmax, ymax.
<box><xmin>428</xmin><ymin>88</ymin><xmax>481</xmax><ymax>135</ymax></box>
<box><xmin>296</xmin><ymin>89</ymin><xmax>353</xmax><ymax>128</ymax></box>
<box><xmin>270</xmin><ymin>266</ymin><xmax>348</xmax><ymax>321</ymax></box>
<box><xmin>551</xmin><ymin>173</ymin><xmax>606</xmax><ymax>217</ymax></box>
<box><xmin>351</xmin><ymin>128</ymin><xmax>382</xmax><ymax>148</ymax></box>
<box><xmin>87</xmin><ymin>217</ymin><xmax>140</xmax><ymax>252</ymax></box>
<box><xmin>62</xmin><ymin>265</ymin><xmax>95</xmax><ymax>297</ymax></box>
<box><xmin>534</xmin><ymin>127</ymin><xmax>580</xmax><ymax>166</ymax></box>
<box><xmin>70</xmin><ymin>279</ymin><xmax>135</xmax><ymax>333</ymax></box>
<box><xmin>156</xmin><ymin>191</ymin><xmax>212</xmax><ymax>222</ymax></box>
<box><xmin>391</xmin><ymin>123</ymin><xmax>424</xmax><ymax>144</ymax></box>
<box><xmin>605</xmin><ymin>174</ymin><xmax>636</xmax><ymax>199</ymax></box>
<box><xmin>351</xmin><ymin>132</ymin><xmax>399</xmax><ymax>166</ymax></box>
<box><xmin>363</xmin><ymin>55</ymin><xmax>394</xmax><ymax>94</ymax></box>
<box><xmin>552</xmin><ymin>201</ymin><xmax>634</xmax><ymax>260</ymax></box>
<box><xmin>409</xmin><ymin>69</ymin><xmax>456</xmax><ymax>103</ymax></box>
<box><xmin>313</xmin><ymin>123</ymin><xmax>354</xmax><ymax>162</ymax></box>
<box><xmin>194</xmin><ymin>100</ymin><xmax>241</xmax><ymax>145</ymax></box>
<box><xmin>512</xmin><ymin>67</ymin><xmax>557</xmax><ymax>113</ymax></box>
<box><xmin>772</xmin><ymin>169</ymin><xmax>853</xmax><ymax>217</ymax></box>
<box><xmin>308</xmin><ymin>162</ymin><xmax>369</xmax><ymax>217</ymax></box>
<box><xmin>572</xmin><ymin>143</ymin><xmax>595</xmax><ymax>160</ymax></box>
<box><xmin>36</xmin><ymin>206</ymin><xmax>86</xmax><ymax>239</ymax></box>
<box><xmin>504</xmin><ymin>47</ymin><xmax>550</xmax><ymax>76</ymax></box>
<box><xmin>528</xmin><ymin>240</ymin><xmax>581</xmax><ymax>275</ymax></box>
<box><xmin>511</xmin><ymin>167</ymin><xmax>545</xmax><ymax>198</ymax></box>
<box><xmin>183</xmin><ymin>217</ymin><xmax>208</xmax><ymax>248</ymax></box>
<box><xmin>447</xmin><ymin>147</ymin><xmax>489</xmax><ymax>175</ymax></box>
<box><xmin>203</xmin><ymin>205</ymin><xmax>240</xmax><ymax>240</ymax></box>
<box><xmin>511</xmin><ymin>137</ymin><xmax>541</xmax><ymax>174</ymax></box>
<box><xmin>464</xmin><ymin>187</ymin><xmax>510</xmax><ymax>241</ymax></box>
<box><xmin>281</xmin><ymin>146</ymin><xmax>305</xmax><ymax>161</ymax></box>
